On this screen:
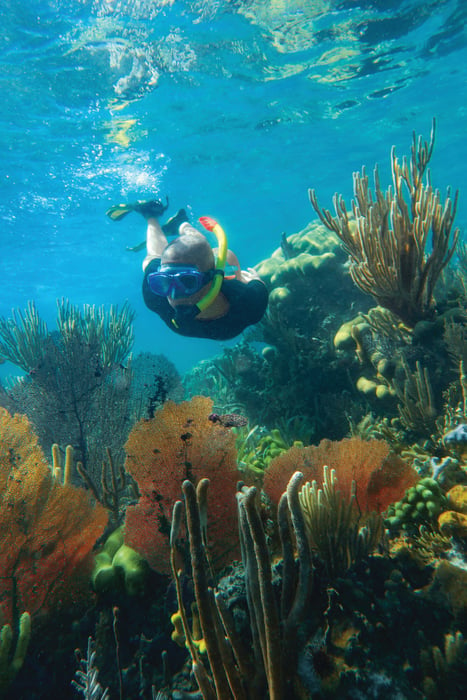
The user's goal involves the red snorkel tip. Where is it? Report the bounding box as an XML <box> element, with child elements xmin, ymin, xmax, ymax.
<box><xmin>199</xmin><ymin>216</ymin><xmax>218</xmax><ymax>232</ymax></box>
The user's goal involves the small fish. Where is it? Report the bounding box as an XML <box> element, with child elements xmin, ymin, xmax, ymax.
<box><xmin>208</xmin><ymin>412</ymin><xmax>248</xmax><ymax>428</ymax></box>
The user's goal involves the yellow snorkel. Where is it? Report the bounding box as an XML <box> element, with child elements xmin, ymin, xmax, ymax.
<box><xmin>196</xmin><ymin>216</ymin><xmax>228</xmax><ymax>312</ymax></box>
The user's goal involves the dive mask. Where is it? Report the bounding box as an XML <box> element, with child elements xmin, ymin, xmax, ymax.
<box><xmin>148</xmin><ymin>265</ymin><xmax>214</xmax><ymax>299</ymax></box>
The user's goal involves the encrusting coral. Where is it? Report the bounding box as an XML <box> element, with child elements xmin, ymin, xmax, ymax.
<box><xmin>123</xmin><ymin>396</ymin><xmax>241</xmax><ymax>576</ymax></box>
<box><xmin>0</xmin><ymin>407</ymin><xmax>108</xmax><ymax>626</ymax></box>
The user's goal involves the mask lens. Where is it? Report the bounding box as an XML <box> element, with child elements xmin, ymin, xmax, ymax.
<box><xmin>179</xmin><ymin>273</ymin><xmax>201</xmax><ymax>293</ymax></box>
<box><xmin>148</xmin><ymin>273</ymin><xmax>171</xmax><ymax>296</ymax></box>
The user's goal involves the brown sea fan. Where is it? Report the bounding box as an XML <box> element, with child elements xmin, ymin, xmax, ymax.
<box><xmin>0</xmin><ymin>408</ymin><xmax>108</xmax><ymax>625</ymax></box>
<box><xmin>124</xmin><ymin>396</ymin><xmax>240</xmax><ymax>575</ymax></box>
<box><xmin>263</xmin><ymin>436</ymin><xmax>418</xmax><ymax>513</ymax></box>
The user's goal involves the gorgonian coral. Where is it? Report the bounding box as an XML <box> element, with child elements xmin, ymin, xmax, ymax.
<box><xmin>0</xmin><ymin>408</ymin><xmax>108</xmax><ymax>626</ymax></box>
<box><xmin>263</xmin><ymin>436</ymin><xmax>418</xmax><ymax>514</ymax></box>
<box><xmin>123</xmin><ymin>396</ymin><xmax>240</xmax><ymax>575</ymax></box>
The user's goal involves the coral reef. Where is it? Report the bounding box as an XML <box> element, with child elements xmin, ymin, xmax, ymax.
<box><xmin>0</xmin><ymin>408</ymin><xmax>108</xmax><ymax>626</ymax></box>
<box><xmin>3</xmin><ymin>123</ymin><xmax>467</xmax><ymax>700</ymax></box>
<box><xmin>123</xmin><ymin>396</ymin><xmax>240</xmax><ymax>576</ymax></box>
<box><xmin>156</xmin><ymin>468</ymin><xmax>467</xmax><ymax>699</ymax></box>
<box><xmin>184</xmin><ymin>220</ymin><xmax>369</xmax><ymax>438</ymax></box>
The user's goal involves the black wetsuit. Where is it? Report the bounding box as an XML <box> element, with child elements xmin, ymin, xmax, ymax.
<box><xmin>143</xmin><ymin>258</ymin><xmax>269</xmax><ymax>340</ymax></box>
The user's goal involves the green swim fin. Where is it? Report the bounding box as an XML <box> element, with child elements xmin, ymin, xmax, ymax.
<box><xmin>106</xmin><ymin>198</ymin><xmax>169</xmax><ymax>222</ymax></box>
<box><xmin>106</xmin><ymin>202</ymin><xmax>136</xmax><ymax>221</ymax></box>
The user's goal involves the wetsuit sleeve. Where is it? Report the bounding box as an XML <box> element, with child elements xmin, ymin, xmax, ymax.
<box><xmin>242</xmin><ymin>280</ymin><xmax>269</xmax><ymax>324</ymax></box>
<box><xmin>221</xmin><ymin>278</ymin><xmax>269</xmax><ymax>331</ymax></box>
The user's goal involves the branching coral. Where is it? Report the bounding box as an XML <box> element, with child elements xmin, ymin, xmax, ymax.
<box><xmin>309</xmin><ymin>120</ymin><xmax>460</xmax><ymax>326</ymax></box>
<box><xmin>123</xmin><ymin>396</ymin><xmax>240</xmax><ymax>575</ymax></box>
<box><xmin>72</xmin><ymin>637</ymin><xmax>110</xmax><ymax>700</ymax></box>
<box><xmin>76</xmin><ymin>446</ymin><xmax>138</xmax><ymax>527</ymax></box>
<box><xmin>299</xmin><ymin>466</ymin><xmax>384</xmax><ymax>577</ymax></box>
<box><xmin>263</xmin><ymin>436</ymin><xmax>418</xmax><ymax>514</ymax></box>
<box><xmin>391</xmin><ymin>358</ymin><xmax>438</xmax><ymax>434</ymax></box>
<box><xmin>0</xmin><ymin>408</ymin><xmax>108</xmax><ymax>626</ymax></box>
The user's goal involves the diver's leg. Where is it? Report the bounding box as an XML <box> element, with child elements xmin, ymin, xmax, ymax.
<box><xmin>142</xmin><ymin>217</ymin><xmax>168</xmax><ymax>270</ymax></box>
<box><xmin>179</xmin><ymin>221</ymin><xmax>200</xmax><ymax>237</ymax></box>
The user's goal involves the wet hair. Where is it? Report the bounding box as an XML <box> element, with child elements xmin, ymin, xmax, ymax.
<box><xmin>161</xmin><ymin>233</ymin><xmax>215</xmax><ymax>272</ymax></box>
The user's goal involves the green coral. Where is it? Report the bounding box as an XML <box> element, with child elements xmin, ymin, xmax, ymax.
<box><xmin>0</xmin><ymin>612</ymin><xmax>31</xmax><ymax>693</ymax></box>
<box><xmin>238</xmin><ymin>427</ymin><xmax>303</xmax><ymax>477</ymax></box>
<box><xmin>255</xmin><ymin>221</ymin><xmax>356</xmax><ymax>340</ymax></box>
<box><xmin>385</xmin><ymin>478</ymin><xmax>447</xmax><ymax>533</ymax></box>
<box><xmin>91</xmin><ymin>528</ymin><xmax>148</xmax><ymax>597</ymax></box>
<box><xmin>334</xmin><ymin>312</ymin><xmax>399</xmax><ymax>402</ymax></box>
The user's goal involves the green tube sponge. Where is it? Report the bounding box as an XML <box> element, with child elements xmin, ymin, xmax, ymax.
<box><xmin>0</xmin><ymin>611</ymin><xmax>31</xmax><ymax>692</ymax></box>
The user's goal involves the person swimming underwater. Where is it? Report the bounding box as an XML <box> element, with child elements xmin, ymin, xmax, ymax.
<box><xmin>106</xmin><ymin>199</ymin><xmax>268</xmax><ymax>340</ymax></box>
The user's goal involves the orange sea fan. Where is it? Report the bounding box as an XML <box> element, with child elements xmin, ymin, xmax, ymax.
<box><xmin>0</xmin><ymin>408</ymin><xmax>108</xmax><ymax>626</ymax></box>
<box><xmin>263</xmin><ymin>437</ymin><xmax>418</xmax><ymax>513</ymax></box>
<box><xmin>123</xmin><ymin>396</ymin><xmax>240</xmax><ymax>575</ymax></box>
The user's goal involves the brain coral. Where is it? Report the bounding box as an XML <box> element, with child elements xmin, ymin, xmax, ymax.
<box><xmin>263</xmin><ymin>437</ymin><xmax>418</xmax><ymax>514</ymax></box>
<box><xmin>124</xmin><ymin>396</ymin><xmax>240</xmax><ymax>575</ymax></box>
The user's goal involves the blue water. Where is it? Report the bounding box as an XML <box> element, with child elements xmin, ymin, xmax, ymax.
<box><xmin>1</xmin><ymin>0</ymin><xmax>466</xmax><ymax>374</ymax></box>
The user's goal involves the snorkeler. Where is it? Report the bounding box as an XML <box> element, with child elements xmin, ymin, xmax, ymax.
<box><xmin>106</xmin><ymin>199</ymin><xmax>268</xmax><ymax>340</ymax></box>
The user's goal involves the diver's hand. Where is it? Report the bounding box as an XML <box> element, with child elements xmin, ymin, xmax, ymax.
<box><xmin>239</xmin><ymin>267</ymin><xmax>262</xmax><ymax>283</ymax></box>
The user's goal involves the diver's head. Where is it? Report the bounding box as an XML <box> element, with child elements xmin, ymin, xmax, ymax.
<box><xmin>152</xmin><ymin>233</ymin><xmax>215</xmax><ymax>308</ymax></box>
<box><xmin>161</xmin><ymin>232</ymin><xmax>215</xmax><ymax>272</ymax></box>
